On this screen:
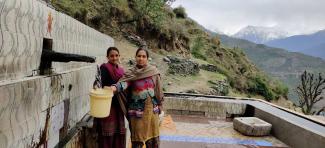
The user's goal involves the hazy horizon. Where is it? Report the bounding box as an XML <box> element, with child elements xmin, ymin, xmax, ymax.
<box><xmin>172</xmin><ymin>0</ymin><xmax>325</xmax><ymax>36</ymax></box>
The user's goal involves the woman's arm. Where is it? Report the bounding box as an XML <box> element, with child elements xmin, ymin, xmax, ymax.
<box><xmin>155</xmin><ymin>75</ymin><xmax>164</xmax><ymax>104</ymax></box>
<box><xmin>153</xmin><ymin>75</ymin><xmax>164</xmax><ymax>114</ymax></box>
<box><xmin>111</xmin><ymin>81</ymin><xmax>131</xmax><ymax>93</ymax></box>
<box><xmin>100</xmin><ymin>65</ymin><xmax>112</xmax><ymax>87</ymax></box>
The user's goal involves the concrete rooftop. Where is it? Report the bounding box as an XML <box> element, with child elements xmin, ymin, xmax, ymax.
<box><xmin>159</xmin><ymin>114</ymin><xmax>288</xmax><ymax>148</ymax></box>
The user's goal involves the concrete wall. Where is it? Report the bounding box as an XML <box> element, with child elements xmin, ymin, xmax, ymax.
<box><xmin>164</xmin><ymin>96</ymin><xmax>246</xmax><ymax>118</ymax></box>
<box><xmin>0</xmin><ymin>0</ymin><xmax>112</xmax><ymax>82</ymax></box>
<box><xmin>255</xmin><ymin>108</ymin><xmax>325</xmax><ymax>148</ymax></box>
<box><xmin>0</xmin><ymin>67</ymin><xmax>96</xmax><ymax>147</ymax></box>
<box><xmin>0</xmin><ymin>0</ymin><xmax>113</xmax><ymax>147</ymax></box>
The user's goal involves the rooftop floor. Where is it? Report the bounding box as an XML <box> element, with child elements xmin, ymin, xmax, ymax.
<box><xmin>159</xmin><ymin>114</ymin><xmax>288</xmax><ymax>148</ymax></box>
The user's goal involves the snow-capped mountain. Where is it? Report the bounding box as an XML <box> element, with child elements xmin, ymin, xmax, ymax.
<box><xmin>232</xmin><ymin>26</ymin><xmax>289</xmax><ymax>44</ymax></box>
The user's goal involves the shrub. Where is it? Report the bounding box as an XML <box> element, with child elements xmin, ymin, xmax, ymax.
<box><xmin>74</xmin><ymin>9</ymin><xmax>88</xmax><ymax>23</ymax></box>
<box><xmin>248</xmin><ymin>77</ymin><xmax>275</xmax><ymax>101</ymax></box>
<box><xmin>184</xmin><ymin>19</ymin><xmax>195</xmax><ymax>27</ymax></box>
<box><xmin>90</xmin><ymin>15</ymin><xmax>103</xmax><ymax>29</ymax></box>
<box><xmin>191</xmin><ymin>37</ymin><xmax>207</xmax><ymax>60</ymax></box>
<box><xmin>273</xmin><ymin>82</ymin><xmax>289</xmax><ymax>98</ymax></box>
<box><xmin>173</xmin><ymin>6</ymin><xmax>187</xmax><ymax>18</ymax></box>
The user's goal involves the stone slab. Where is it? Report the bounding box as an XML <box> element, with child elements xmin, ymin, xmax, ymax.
<box><xmin>233</xmin><ymin>117</ymin><xmax>272</xmax><ymax>136</ymax></box>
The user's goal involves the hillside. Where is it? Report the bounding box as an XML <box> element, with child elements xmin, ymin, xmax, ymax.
<box><xmin>302</xmin><ymin>43</ymin><xmax>325</xmax><ymax>59</ymax></box>
<box><xmin>51</xmin><ymin>0</ymin><xmax>288</xmax><ymax>101</ymax></box>
<box><xmin>216</xmin><ymin>33</ymin><xmax>325</xmax><ymax>103</ymax></box>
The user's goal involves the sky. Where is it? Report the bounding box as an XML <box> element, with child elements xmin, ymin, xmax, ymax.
<box><xmin>171</xmin><ymin>0</ymin><xmax>325</xmax><ymax>35</ymax></box>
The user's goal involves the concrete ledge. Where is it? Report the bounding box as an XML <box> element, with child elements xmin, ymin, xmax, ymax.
<box><xmin>164</xmin><ymin>96</ymin><xmax>246</xmax><ymax>118</ymax></box>
<box><xmin>233</xmin><ymin>117</ymin><xmax>272</xmax><ymax>136</ymax></box>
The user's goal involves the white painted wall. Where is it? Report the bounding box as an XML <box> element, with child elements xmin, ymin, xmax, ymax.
<box><xmin>0</xmin><ymin>0</ymin><xmax>114</xmax><ymax>147</ymax></box>
<box><xmin>0</xmin><ymin>0</ymin><xmax>112</xmax><ymax>82</ymax></box>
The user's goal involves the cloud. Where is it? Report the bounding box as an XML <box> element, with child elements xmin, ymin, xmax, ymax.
<box><xmin>172</xmin><ymin>0</ymin><xmax>325</xmax><ymax>35</ymax></box>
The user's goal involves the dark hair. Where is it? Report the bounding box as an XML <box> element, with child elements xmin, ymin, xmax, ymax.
<box><xmin>135</xmin><ymin>47</ymin><xmax>149</xmax><ymax>58</ymax></box>
<box><xmin>106</xmin><ymin>47</ymin><xmax>119</xmax><ymax>56</ymax></box>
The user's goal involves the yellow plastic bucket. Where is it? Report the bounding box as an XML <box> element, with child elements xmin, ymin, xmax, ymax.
<box><xmin>89</xmin><ymin>88</ymin><xmax>113</xmax><ymax>118</ymax></box>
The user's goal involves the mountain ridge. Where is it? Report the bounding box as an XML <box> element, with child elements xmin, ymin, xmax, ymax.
<box><xmin>233</xmin><ymin>25</ymin><xmax>289</xmax><ymax>44</ymax></box>
<box><xmin>266</xmin><ymin>29</ymin><xmax>325</xmax><ymax>59</ymax></box>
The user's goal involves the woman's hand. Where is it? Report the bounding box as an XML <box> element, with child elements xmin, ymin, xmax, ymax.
<box><xmin>110</xmin><ymin>85</ymin><xmax>117</xmax><ymax>93</ymax></box>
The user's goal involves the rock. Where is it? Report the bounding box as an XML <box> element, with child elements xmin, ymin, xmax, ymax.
<box><xmin>208</xmin><ymin>89</ymin><xmax>220</xmax><ymax>96</ymax></box>
<box><xmin>185</xmin><ymin>89</ymin><xmax>200</xmax><ymax>94</ymax></box>
<box><xmin>209</xmin><ymin>80</ymin><xmax>229</xmax><ymax>95</ymax></box>
<box><xmin>168</xmin><ymin>82</ymin><xmax>172</xmax><ymax>85</ymax></box>
<box><xmin>233</xmin><ymin>117</ymin><xmax>272</xmax><ymax>136</ymax></box>
<box><xmin>200</xmin><ymin>64</ymin><xmax>219</xmax><ymax>72</ymax></box>
<box><xmin>163</xmin><ymin>57</ymin><xmax>171</xmax><ymax>63</ymax></box>
<box><xmin>167</xmin><ymin>55</ymin><xmax>181</xmax><ymax>63</ymax></box>
<box><xmin>123</xmin><ymin>32</ymin><xmax>147</xmax><ymax>47</ymax></box>
<box><xmin>167</xmin><ymin>56</ymin><xmax>199</xmax><ymax>75</ymax></box>
<box><xmin>128</xmin><ymin>59</ymin><xmax>135</xmax><ymax>65</ymax></box>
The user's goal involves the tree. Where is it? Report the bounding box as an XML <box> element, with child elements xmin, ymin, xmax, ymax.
<box><xmin>296</xmin><ymin>71</ymin><xmax>325</xmax><ymax>114</ymax></box>
<box><xmin>121</xmin><ymin>0</ymin><xmax>171</xmax><ymax>27</ymax></box>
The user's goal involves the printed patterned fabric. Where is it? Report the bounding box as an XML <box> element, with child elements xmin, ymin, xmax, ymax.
<box><xmin>115</xmin><ymin>76</ymin><xmax>160</xmax><ymax>117</ymax></box>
